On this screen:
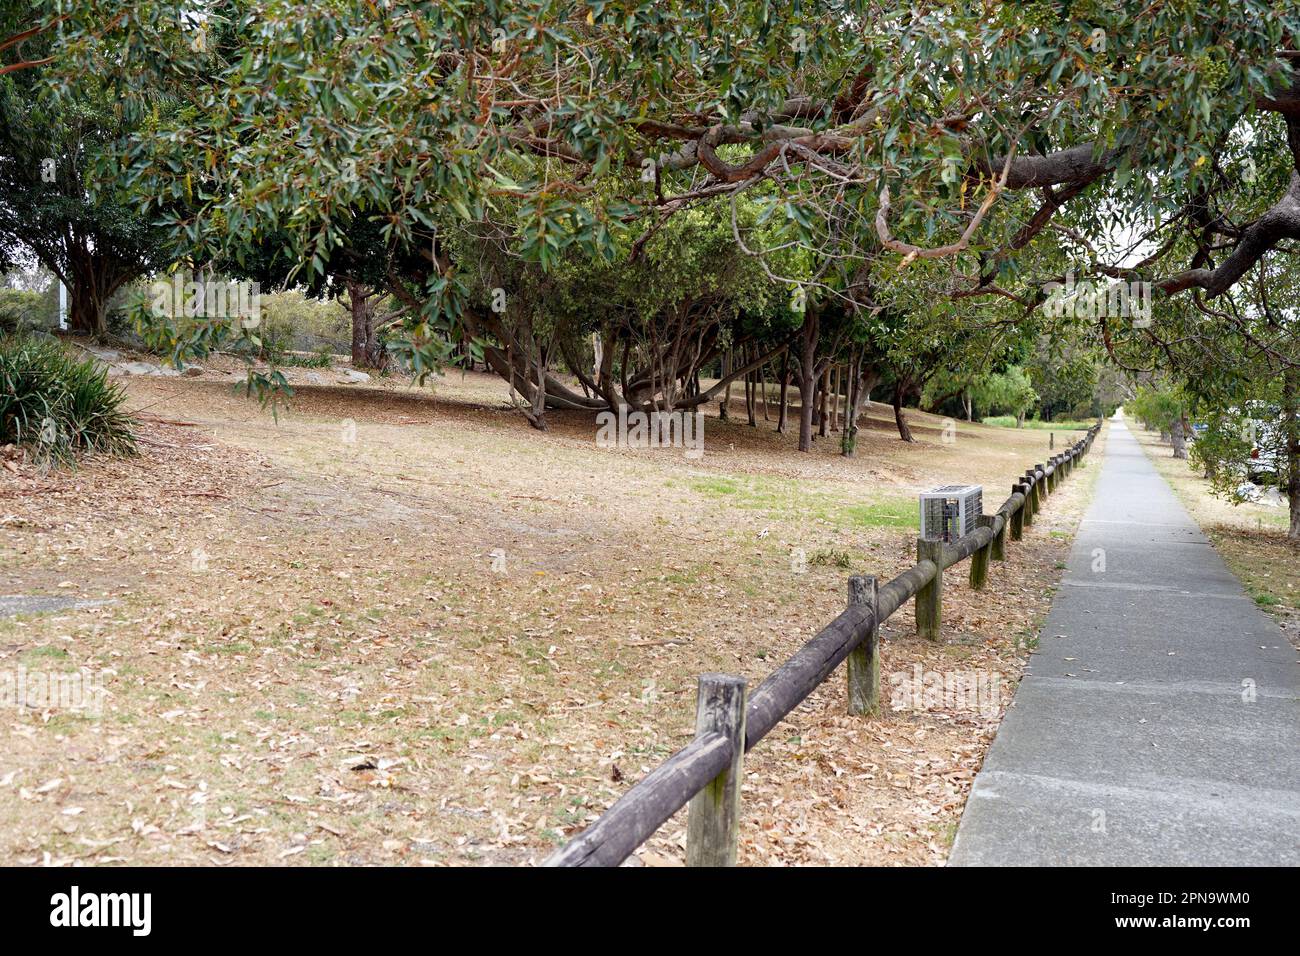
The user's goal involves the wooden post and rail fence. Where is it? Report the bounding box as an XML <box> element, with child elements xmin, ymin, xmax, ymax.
<box><xmin>545</xmin><ymin>422</ymin><xmax>1103</xmax><ymax>867</ymax></box>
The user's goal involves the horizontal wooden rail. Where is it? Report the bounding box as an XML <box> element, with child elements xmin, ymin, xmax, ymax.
<box><xmin>545</xmin><ymin>422</ymin><xmax>1102</xmax><ymax>866</ymax></box>
<box><xmin>543</xmin><ymin>731</ymin><xmax>734</xmax><ymax>867</ymax></box>
<box><xmin>745</xmin><ymin>603</ymin><xmax>874</xmax><ymax>749</ymax></box>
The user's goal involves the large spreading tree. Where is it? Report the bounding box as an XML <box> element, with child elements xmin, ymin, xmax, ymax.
<box><xmin>15</xmin><ymin>2</ymin><xmax>1297</xmax><ymax>469</ymax></box>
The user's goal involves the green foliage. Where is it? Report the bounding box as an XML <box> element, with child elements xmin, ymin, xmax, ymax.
<box><xmin>983</xmin><ymin>416</ymin><xmax>1089</xmax><ymax>432</ymax></box>
<box><xmin>51</xmin><ymin>2</ymin><xmax>1299</xmax><ymax>364</ymax></box>
<box><xmin>1028</xmin><ymin>342</ymin><xmax>1101</xmax><ymax>421</ymax></box>
<box><xmin>971</xmin><ymin>367</ymin><xmax>1036</xmax><ymax>419</ymax></box>
<box><xmin>1191</xmin><ymin>401</ymin><xmax>1288</xmax><ymax>495</ymax></box>
<box><xmin>0</xmin><ymin>44</ymin><xmax>180</xmax><ymax>335</ymax></box>
<box><xmin>1128</xmin><ymin>384</ymin><xmax>1186</xmax><ymax>433</ymax></box>
<box><xmin>0</xmin><ymin>335</ymin><xmax>137</xmax><ymax>465</ymax></box>
<box><xmin>29</xmin><ymin>0</ymin><xmax>1300</xmax><ymax>453</ymax></box>
<box><xmin>0</xmin><ymin>288</ymin><xmax>52</xmax><ymax>334</ymax></box>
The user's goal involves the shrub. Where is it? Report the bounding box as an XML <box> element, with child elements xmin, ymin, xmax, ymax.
<box><xmin>0</xmin><ymin>289</ymin><xmax>52</xmax><ymax>335</ymax></box>
<box><xmin>0</xmin><ymin>335</ymin><xmax>137</xmax><ymax>465</ymax></box>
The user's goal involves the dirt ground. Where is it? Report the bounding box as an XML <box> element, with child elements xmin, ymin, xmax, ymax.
<box><xmin>0</xmin><ymin>348</ymin><xmax>1104</xmax><ymax>866</ymax></box>
<box><xmin>1128</xmin><ymin>418</ymin><xmax>1299</xmax><ymax>650</ymax></box>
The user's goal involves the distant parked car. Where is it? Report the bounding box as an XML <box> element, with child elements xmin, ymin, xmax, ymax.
<box><xmin>1237</xmin><ymin>403</ymin><xmax>1285</xmax><ymax>485</ymax></box>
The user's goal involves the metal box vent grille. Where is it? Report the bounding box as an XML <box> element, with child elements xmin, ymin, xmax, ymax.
<box><xmin>919</xmin><ymin>484</ymin><xmax>983</xmax><ymax>542</ymax></box>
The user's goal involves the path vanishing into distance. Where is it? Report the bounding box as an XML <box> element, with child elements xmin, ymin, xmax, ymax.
<box><xmin>951</xmin><ymin>418</ymin><xmax>1300</xmax><ymax>866</ymax></box>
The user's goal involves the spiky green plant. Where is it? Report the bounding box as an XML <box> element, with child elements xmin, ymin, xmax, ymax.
<box><xmin>0</xmin><ymin>335</ymin><xmax>137</xmax><ymax>466</ymax></box>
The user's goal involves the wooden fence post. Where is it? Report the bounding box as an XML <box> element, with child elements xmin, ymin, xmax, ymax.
<box><xmin>969</xmin><ymin>515</ymin><xmax>994</xmax><ymax>590</ymax></box>
<box><xmin>686</xmin><ymin>674</ymin><xmax>747</xmax><ymax>867</ymax></box>
<box><xmin>1010</xmin><ymin>484</ymin><xmax>1025</xmax><ymax>540</ymax></box>
<box><xmin>916</xmin><ymin>538</ymin><xmax>943</xmax><ymax>641</ymax></box>
<box><xmin>846</xmin><ymin>575</ymin><xmax>880</xmax><ymax>716</ymax></box>
<box><xmin>1022</xmin><ymin>474</ymin><xmax>1036</xmax><ymax>525</ymax></box>
<box><xmin>1036</xmin><ymin>464</ymin><xmax>1047</xmax><ymax>497</ymax></box>
<box><xmin>991</xmin><ymin>512</ymin><xmax>1007</xmax><ymax>560</ymax></box>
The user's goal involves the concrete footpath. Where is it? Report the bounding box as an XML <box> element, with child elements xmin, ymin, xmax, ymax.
<box><xmin>950</xmin><ymin>419</ymin><xmax>1299</xmax><ymax>865</ymax></box>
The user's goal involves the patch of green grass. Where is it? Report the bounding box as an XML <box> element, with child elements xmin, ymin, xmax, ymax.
<box><xmin>1252</xmin><ymin>592</ymin><xmax>1281</xmax><ymax>607</ymax></box>
<box><xmin>40</xmin><ymin>713</ymin><xmax>96</xmax><ymax>732</ymax></box>
<box><xmin>306</xmin><ymin>844</ymin><xmax>337</xmax><ymax>864</ymax></box>
<box><xmin>843</xmin><ymin>500</ymin><xmax>917</xmax><ymax>529</ymax></box>
<box><xmin>21</xmin><ymin>645</ymin><xmax>69</xmax><ymax>661</ymax></box>
<box><xmin>937</xmin><ymin>819</ymin><xmax>960</xmax><ymax>847</ymax></box>
<box><xmin>659</xmin><ymin>569</ymin><xmax>700</xmax><ymax>585</ymax></box>
<box><xmin>208</xmin><ymin>641</ymin><xmax>253</xmax><ymax>655</ymax></box>
<box><xmin>983</xmin><ymin>416</ymin><xmax>1092</xmax><ymax>431</ymax></box>
<box><xmin>690</xmin><ymin>477</ymin><xmax>741</xmax><ymax>496</ymax></box>
<box><xmin>689</xmin><ymin>474</ymin><xmax>915</xmax><ymax>529</ymax></box>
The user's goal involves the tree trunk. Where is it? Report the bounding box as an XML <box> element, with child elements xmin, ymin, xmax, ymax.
<box><xmin>1284</xmin><ymin>366</ymin><xmax>1300</xmax><ymax>542</ymax></box>
<box><xmin>346</xmin><ymin>278</ymin><xmax>387</xmax><ymax>369</ymax></box>
<box><xmin>1170</xmin><ymin>417</ymin><xmax>1188</xmax><ymax>459</ymax></box>
<box><xmin>1016</xmin><ymin>410</ymin><xmax>1026</xmax><ymax>428</ymax></box>
<box><xmin>760</xmin><ymin>363</ymin><xmax>771</xmax><ymax>422</ymax></box>
<box><xmin>745</xmin><ymin>352</ymin><xmax>757</xmax><ymax>426</ymax></box>
<box><xmin>817</xmin><ymin>366</ymin><xmax>830</xmax><ymax>437</ymax></box>
<box><xmin>893</xmin><ymin>382</ymin><xmax>915</xmax><ymax>443</ymax></box>
<box><xmin>64</xmin><ymin>254</ymin><xmax>114</xmax><ymax>338</ymax></box>
<box><xmin>777</xmin><ymin>349</ymin><xmax>789</xmax><ymax>434</ymax></box>
<box><xmin>963</xmin><ymin>390</ymin><xmax>973</xmax><ymax>421</ymax></box>
<box><xmin>348</xmin><ymin>279</ymin><xmax>368</xmax><ymax>366</ymax></box>
<box><xmin>841</xmin><ymin>355</ymin><xmax>862</xmax><ymax>457</ymax></box>
<box><xmin>525</xmin><ymin>348</ymin><xmax>548</xmax><ymax>431</ymax></box>
<box><xmin>797</xmin><ymin>311</ymin><xmax>819</xmax><ymax>452</ymax></box>
<box><xmin>719</xmin><ymin>350</ymin><xmax>732</xmax><ymax>420</ymax></box>
<box><xmin>830</xmin><ymin>364</ymin><xmax>840</xmax><ymax>431</ymax></box>
<box><xmin>67</xmin><ymin>284</ymin><xmax>107</xmax><ymax>338</ymax></box>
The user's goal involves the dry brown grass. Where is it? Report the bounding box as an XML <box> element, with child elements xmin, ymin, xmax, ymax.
<box><xmin>1128</xmin><ymin>418</ymin><xmax>1299</xmax><ymax>648</ymax></box>
<box><xmin>0</xmin><ymin>350</ymin><xmax>1104</xmax><ymax>866</ymax></box>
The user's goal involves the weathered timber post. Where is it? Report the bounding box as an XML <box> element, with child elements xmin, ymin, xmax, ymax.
<box><xmin>990</xmin><ymin>511</ymin><xmax>1006</xmax><ymax>560</ymax></box>
<box><xmin>846</xmin><ymin>575</ymin><xmax>880</xmax><ymax>716</ymax></box>
<box><xmin>1036</xmin><ymin>464</ymin><xmax>1047</xmax><ymax>497</ymax></box>
<box><xmin>1022</xmin><ymin>473</ymin><xmax>1036</xmax><ymax>525</ymax></box>
<box><xmin>969</xmin><ymin>514</ymin><xmax>996</xmax><ymax>590</ymax></box>
<box><xmin>686</xmin><ymin>674</ymin><xmax>747</xmax><ymax>867</ymax></box>
<box><xmin>916</xmin><ymin>538</ymin><xmax>943</xmax><ymax>641</ymax></box>
<box><xmin>1010</xmin><ymin>484</ymin><xmax>1026</xmax><ymax>540</ymax></box>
